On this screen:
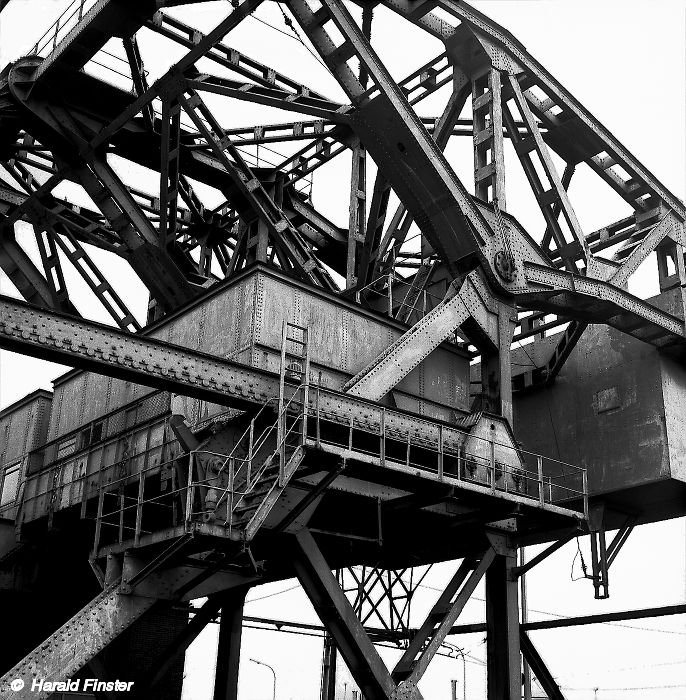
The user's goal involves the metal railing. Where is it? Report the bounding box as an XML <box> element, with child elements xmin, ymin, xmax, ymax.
<box><xmin>308</xmin><ymin>382</ymin><xmax>588</xmax><ymax>516</ymax></box>
<box><xmin>91</xmin><ymin>383</ymin><xmax>310</xmax><ymax>554</ymax></box>
<box><xmin>30</xmin><ymin>0</ymin><xmax>99</xmax><ymax>56</ymax></box>
<box><xmin>355</xmin><ymin>271</ymin><xmax>451</xmax><ymax>328</ymax></box>
<box><xmin>211</xmin><ymin>383</ymin><xmax>307</xmax><ymax>529</ymax></box>
<box><xmin>28</xmin><ymin>0</ymin><xmax>148</xmax><ymax>93</ymax></box>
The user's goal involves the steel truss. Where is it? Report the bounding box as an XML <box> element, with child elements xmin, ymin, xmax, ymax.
<box><xmin>0</xmin><ymin>1</ymin><xmax>683</xmax><ymax>698</ymax></box>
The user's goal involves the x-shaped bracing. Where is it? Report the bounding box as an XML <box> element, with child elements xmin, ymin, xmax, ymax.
<box><xmin>291</xmin><ymin>528</ymin><xmax>495</xmax><ymax>700</ymax></box>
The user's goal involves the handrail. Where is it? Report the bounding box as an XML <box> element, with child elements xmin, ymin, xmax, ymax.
<box><xmin>213</xmin><ymin>383</ymin><xmax>308</xmax><ymax>519</ymax></box>
<box><xmin>30</xmin><ymin>0</ymin><xmax>97</xmax><ymax>56</ymax></box>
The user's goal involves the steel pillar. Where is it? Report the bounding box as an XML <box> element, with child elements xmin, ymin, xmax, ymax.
<box><xmin>485</xmin><ymin>535</ymin><xmax>520</xmax><ymax>700</ymax></box>
<box><xmin>320</xmin><ymin>635</ymin><xmax>338</xmax><ymax>700</ymax></box>
<box><xmin>213</xmin><ymin>588</ymin><xmax>248</xmax><ymax>700</ymax></box>
<box><xmin>478</xmin><ymin>306</ymin><xmax>516</xmax><ymax>425</ymax></box>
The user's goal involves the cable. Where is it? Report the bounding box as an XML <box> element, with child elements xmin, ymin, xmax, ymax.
<box><xmin>563</xmin><ymin>683</ymin><xmax>686</xmax><ymax>692</ymax></box>
<box><xmin>570</xmin><ymin>536</ymin><xmax>589</xmax><ymax>582</ymax></box>
<box><xmin>410</xmin><ymin>576</ymin><xmax>686</xmax><ymax>636</ymax></box>
<box><xmin>245</xmin><ymin>583</ymin><xmax>301</xmax><ymax>603</ymax></box>
<box><xmin>248</xmin><ymin>12</ymin><xmax>329</xmax><ymax>73</ymax></box>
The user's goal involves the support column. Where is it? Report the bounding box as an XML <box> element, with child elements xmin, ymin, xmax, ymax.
<box><xmin>480</xmin><ymin>305</ymin><xmax>516</xmax><ymax>425</ymax></box>
<box><xmin>485</xmin><ymin>535</ymin><xmax>520</xmax><ymax>700</ymax></box>
<box><xmin>213</xmin><ymin>588</ymin><xmax>248</xmax><ymax>700</ymax></box>
<box><xmin>320</xmin><ymin>635</ymin><xmax>338</xmax><ymax>700</ymax></box>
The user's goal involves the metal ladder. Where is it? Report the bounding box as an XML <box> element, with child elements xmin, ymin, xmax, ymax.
<box><xmin>277</xmin><ymin>321</ymin><xmax>310</xmax><ymax>484</ymax></box>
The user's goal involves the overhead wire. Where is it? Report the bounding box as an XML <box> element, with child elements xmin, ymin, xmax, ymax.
<box><xmin>248</xmin><ymin>12</ymin><xmax>329</xmax><ymax>73</ymax></box>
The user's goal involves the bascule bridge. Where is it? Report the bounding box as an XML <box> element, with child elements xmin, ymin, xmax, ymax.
<box><xmin>0</xmin><ymin>1</ymin><xmax>684</xmax><ymax>698</ymax></box>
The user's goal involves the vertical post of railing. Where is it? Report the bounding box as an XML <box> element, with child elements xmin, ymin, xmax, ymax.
<box><xmin>582</xmin><ymin>469</ymin><xmax>589</xmax><ymax>519</ymax></box>
<box><xmin>277</xmin><ymin>321</ymin><xmax>287</xmax><ymax>480</ymax></box>
<box><xmin>171</xmin><ymin>467</ymin><xmax>177</xmax><ymax>526</ymax></box>
<box><xmin>490</xmin><ymin>428</ymin><xmax>496</xmax><ymax>493</ymax></box>
<box><xmin>93</xmin><ymin>487</ymin><xmax>105</xmax><ymax>555</ymax></box>
<box><xmin>53</xmin><ymin>17</ymin><xmax>60</xmax><ymax>50</ymax></box>
<box><xmin>537</xmin><ymin>455</ymin><xmax>544</xmax><ymax>505</ymax></box>
<box><xmin>380</xmin><ymin>409</ymin><xmax>386</xmax><ymax>467</ymax></box>
<box><xmin>247</xmin><ymin>422</ymin><xmax>254</xmax><ymax>486</ymax></box>
<box><xmin>316</xmin><ymin>380</ymin><xmax>321</xmax><ymax>448</ymax></box>
<box><xmin>118</xmin><ymin>491</ymin><xmax>125</xmax><ymax>543</ymax></box>
<box><xmin>437</xmin><ymin>424</ymin><xmax>443</xmax><ymax>481</ymax></box>
<box><xmin>422</xmin><ymin>290</ymin><xmax>427</xmax><ymax>317</ymax></box>
<box><xmin>348</xmin><ymin>416</ymin><xmax>354</xmax><ymax>452</ymax></box>
<box><xmin>79</xmin><ymin>0</ymin><xmax>85</xmax><ymax>20</ymax></box>
<box><xmin>186</xmin><ymin>452</ymin><xmax>194</xmax><ymax>527</ymax></box>
<box><xmin>302</xmin><ymin>358</ymin><xmax>310</xmax><ymax>447</ymax></box>
<box><xmin>134</xmin><ymin>470</ymin><xmax>145</xmax><ymax>546</ymax></box>
<box><xmin>387</xmin><ymin>273</ymin><xmax>393</xmax><ymax>317</ymax></box>
<box><xmin>406</xmin><ymin>433</ymin><xmax>411</xmax><ymax>468</ymax></box>
<box><xmin>279</xmin><ymin>415</ymin><xmax>286</xmax><ymax>489</ymax></box>
<box><xmin>227</xmin><ymin>457</ymin><xmax>235</xmax><ymax>531</ymax></box>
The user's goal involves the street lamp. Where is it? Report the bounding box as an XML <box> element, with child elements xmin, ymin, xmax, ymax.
<box><xmin>250</xmin><ymin>658</ymin><xmax>276</xmax><ymax>700</ymax></box>
<box><xmin>450</xmin><ymin>646</ymin><xmax>467</xmax><ymax>700</ymax></box>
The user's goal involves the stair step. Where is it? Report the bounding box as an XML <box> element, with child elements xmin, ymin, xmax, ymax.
<box><xmin>234</xmin><ymin>503</ymin><xmax>259</xmax><ymax>517</ymax></box>
<box><xmin>230</xmin><ymin>511</ymin><xmax>253</xmax><ymax>525</ymax></box>
<box><xmin>242</xmin><ymin>485</ymin><xmax>273</xmax><ymax>501</ymax></box>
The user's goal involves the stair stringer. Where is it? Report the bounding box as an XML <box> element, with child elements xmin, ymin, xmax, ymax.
<box><xmin>243</xmin><ymin>446</ymin><xmax>306</xmax><ymax>542</ymax></box>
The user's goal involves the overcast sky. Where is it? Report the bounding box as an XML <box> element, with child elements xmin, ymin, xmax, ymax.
<box><xmin>0</xmin><ymin>1</ymin><xmax>685</xmax><ymax>699</ymax></box>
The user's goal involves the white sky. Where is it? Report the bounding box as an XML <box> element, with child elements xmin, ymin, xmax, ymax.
<box><xmin>0</xmin><ymin>1</ymin><xmax>685</xmax><ymax>699</ymax></box>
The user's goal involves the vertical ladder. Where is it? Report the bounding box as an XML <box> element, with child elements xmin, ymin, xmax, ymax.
<box><xmin>277</xmin><ymin>322</ymin><xmax>310</xmax><ymax>486</ymax></box>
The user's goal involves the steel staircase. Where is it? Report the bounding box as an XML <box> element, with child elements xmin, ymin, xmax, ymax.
<box><xmin>209</xmin><ymin>322</ymin><xmax>310</xmax><ymax>542</ymax></box>
<box><xmin>395</xmin><ymin>261</ymin><xmax>436</xmax><ymax>324</ymax></box>
<box><xmin>228</xmin><ymin>322</ymin><xmax>309</xmax><ymax>540</ymax></box>
<box><xmin>91</xmin><ymin>323</ymin><xmax>311</xmax><ymax>554</ymax></box>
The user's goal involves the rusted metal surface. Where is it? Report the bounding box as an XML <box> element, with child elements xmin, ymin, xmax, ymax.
<box><xmin>513</xmin><ymin>288</ymin><xmax>686</xmax><ymax>522</ymax></box>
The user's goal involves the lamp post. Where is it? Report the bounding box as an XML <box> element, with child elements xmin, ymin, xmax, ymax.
<box><xmin>250</xmin><ymin>658</ymin><xmax>276</xmax><ymax>700</ymax></box>
<box><xmin>452</xmin><ymin>646</ymin><xmax>467</xmax><ymax>700</ymax></box>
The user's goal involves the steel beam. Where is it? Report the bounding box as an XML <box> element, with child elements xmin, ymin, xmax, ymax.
<box><xmin>132</xmin><ymin>599</ymin><xmax>221</xmax><ymax>696</ymax></box>
<box><xmin>376</xmin><ymin>0</ymin><xmax>685</xmax><ymax>220</ymax></box>
<box><xmin>122</xmin><ymin>35</ymin><xmax>154</xmax><ymax>133</ymax></box>
<box><xmin>179</xmin><ymin>89</ymin><xmax>337</xmax><ymax>291</ymax></box>
<box><xmin>288</xmin><ymin>0</ymin><xmax>499</xmax><ymax>282</ymax></box>
<box><xmin>485</xmin><ymin>536</ymin><xmax>520</xmax><ymax>700</ymax></box>
<box><xmin>291</xmin><ymin>529</ymin><xmax>398</xmax><ymax>700</ymax></box>
<box><xmin>0</xmin><ymin>584</ymin><xmax>157</xmax><ymax>700</ymax></box>
<box><xmin>0</xmin><ymin>229</ymin><xmax>68</xmax><ymax>310</ymax></box>
<box><xmin>146</xmin><ymin>11</ymin><xmax>332</xmax><ymax>101</ymax></box>
<box><xmin>345</xmin><ymin>270</ymin><xmax>500</xmax><ymax>402</ymax></box>
<box><xmin>519</xmin><ymin>262</ymin><xmax>684</xmax><ymax>346</ymax></box>
<box><xmin>213</xmin><ymin>588</ymin><xmax>248</xmax><ymax>700</ymax></box>
<box><xmin>346</xmin><ymin>140</ymin><xmax>366</xmax><ymax>287</ymax></box>
<box><xmin>371</xmin><ymin>81</ymin><xmax>471</xmax><ymax>282</ymax></box>
<box><xmin>0</xmin><ymin>292</ymin><xmax>281</xmax><ymax>410</ymax></box>
<box><xmin>519</xmin><ymin>631</ymin><xmax>565</xmax><ymax>700</ymax></box>
<box><xmin>393</xmin><ymin>551</ymin><xmax>495</xmax><ymax>692</ymax></box>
